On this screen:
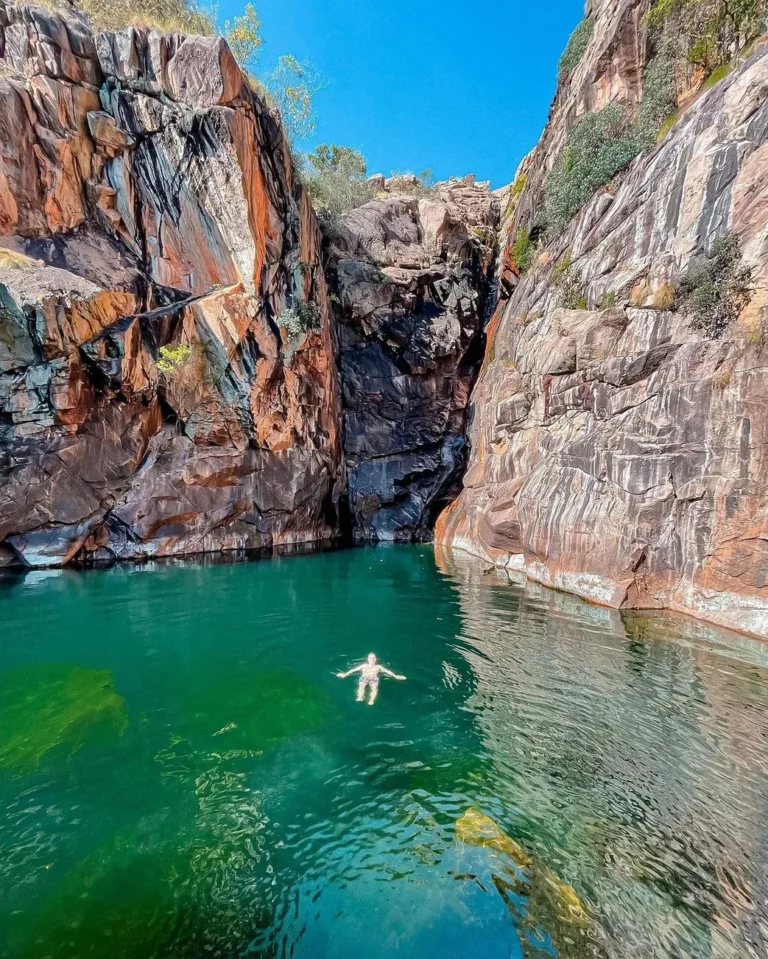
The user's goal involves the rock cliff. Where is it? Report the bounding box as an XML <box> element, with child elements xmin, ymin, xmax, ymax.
<box><xmin>436</xmin><ymin>0</ymin><xmax>768</xmax><ymax>638</ymax></box>
<box><xmin>3</xmin><ymin>0</ymin><xmax>768</xmax><ymax>647</ymax></box>
<box><xmin>326</xmin><ymin>177</ymin><xmax>498</xmax><ymax>540</ymax></box>
<box><xmin>0</xmin><ymin>1</ymin><xmax>342</xmax><ymax>565</ymax></box>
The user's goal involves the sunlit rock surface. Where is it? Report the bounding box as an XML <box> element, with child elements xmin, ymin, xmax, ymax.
<box><xmin>327</xmin><ymin>177</ymin><xmax>499</xmax><ymax>540</ymax></box>
<box><xmin>0</xmin><ymin>2</ymin><xmax>342</xmax><ymax>565</ymax></box>
<box><xmin>437</xmin><ymin>0</ymin><xmax>768</xmax><ymax>637</ymax></box>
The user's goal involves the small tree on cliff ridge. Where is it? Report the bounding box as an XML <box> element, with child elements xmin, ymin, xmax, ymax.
<box><xmin>224</xmin><ymin>10</ymin><xmax>324</xmax><ymax>145</ymax></box>
<box><xmin>224</xmin><ymin>3</ymin><xmax>262</xmax><ymax>73</ymax></box>
<box><xmin>265</xmin><ymin>56</ymin><xmax>325</xmax><ymax>144</ymax></box>
<box><xmin>302</xmin><ymin>145</ymin><xmax>375</xmax><ymax>218</ymax></box>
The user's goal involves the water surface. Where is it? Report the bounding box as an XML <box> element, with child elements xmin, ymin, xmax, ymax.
<box><xmin>1</xmin><ymin>546</ymin><xmax>767</xmax><ymax>958</ymax></box>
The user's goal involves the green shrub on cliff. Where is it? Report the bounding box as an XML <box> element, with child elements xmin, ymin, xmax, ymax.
<box><xmin>647</xmin><ymin>0</ymin><xmax>765</xmax><ymax>74</ymax></box>
<box><xmin>301</xmin><ymin>145</ymin><xmax>374</xmax><ymax>217</ymax></box>
<box><xmin>511</xmin><ymin>173</ymin><xmax>528</xmax><ymax>198</ymax></box>
<box><xmin>553</xmin><ymin>252</ymin><xmax>588</xmax><ymax>309</ymax></box>
<box><xmin>597</xmin><ymin>290</ymin><xmax>618</xmax><ymax>309</ymax></box>
<box><xmin>677</xmin><ymin>234</ymin><xmax>753</xmax><ymax>337</ymax></box>
<box><xmin>277</xmin><ymin>300</ymin><xmax>322</xmax><ymax>363</ymax></box>
<box><xmin>558</xmin><ymin>18</ymin><xmax>594</xmax><ymax>78</ymax></box>
<box><xmin>543</xmin><ymin>105</ymin><xmax>641</xmax><ymax>236</ymax></box>
<box><xmin>543</xmin><ymin>47</ymin><xmax>679</xmax><ymax>237</ymax></box>
<box><xmin>635</xmin><ymin>50</ymin><xmax>679</xmax><ymax>147</ymax></box>
<box><xmin>277</xmin><ymin>301</ymin><xmax>322</xmax><ymax>338</ymax></box>
<box><xmin>157</xmin><ymin>344</ymin><xmax>192</xmax><ymax>374</ymax></box>
<box><xmin>512</xmin><ymin>227</ymin><xmax>536</xmax><ymax>274</ymax></box>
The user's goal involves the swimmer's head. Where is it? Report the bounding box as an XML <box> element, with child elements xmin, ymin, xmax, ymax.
<box><xmin>367</xmin><ymin>653</ymin><xmax>377</xmax><ymax>664</ymax></box>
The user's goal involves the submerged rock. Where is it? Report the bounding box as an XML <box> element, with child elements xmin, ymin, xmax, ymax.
<box><xmin>0</xmin><ymin>663</ymin><xmax>127</xmax><ymax>774</ymax></box>
<box><xmin>174</xmin><ymin>668</ymin><xmax>333</xmax><ymax>753</ymax></box>
<box><xmin>455</xmin><ymin>806</ymin><xmax>533</xmax><ymax>868</ymax></box>
<box><xmin>5</xmin><ymin>811</ymin><xmax>271</xmax><ymax>959</ymax></box>
<box><xmin>455</xmin><ymin>806</ymin><xmax>601</xmax><ymax>956</ymax></box>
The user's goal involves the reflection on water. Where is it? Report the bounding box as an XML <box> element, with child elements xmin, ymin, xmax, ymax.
<box><xmin>436</xmin><ymin>548</ymin><xmax>768</xmax><ymax>959</ymax></box>
<box><xmin>0</xmin><ymin>546</ymin><xmax>767</xmax><ymax>958</ymax></box>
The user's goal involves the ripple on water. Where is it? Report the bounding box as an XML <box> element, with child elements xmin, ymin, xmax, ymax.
<box><xmin>1</xmin><ymin>546</ymin><xmax>768</xmax><ymax>958</ymax></box>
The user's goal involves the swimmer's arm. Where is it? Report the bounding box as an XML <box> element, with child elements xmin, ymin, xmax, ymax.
<box><xmin>380</xmin><ymin>666</ymin><xmax>407</xmax><ymax>680</ymax></box>
<box><xmin>336</xmin><ymin>663</ymin><xmax>364</xmax><ymax>678</ymax></box>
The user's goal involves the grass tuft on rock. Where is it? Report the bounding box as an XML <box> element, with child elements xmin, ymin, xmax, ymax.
<box><xmin>677</xmin><ymin>234</ymin><xmax>752</xmax><ymax>338</ymax></box>
<box><xmin>74</xmin><ymin>0</ymin><xmax>215</xmax><ymax>34</ymax></box>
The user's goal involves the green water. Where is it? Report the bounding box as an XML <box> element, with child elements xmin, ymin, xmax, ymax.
<box><xmin>1</xmin><ymin>546</ymin><xmax>768</xmax><ymax>958</ymax></box>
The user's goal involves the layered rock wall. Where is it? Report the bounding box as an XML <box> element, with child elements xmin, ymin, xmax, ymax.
<box><xmin>437</xmin><ymin>0</ymin><xmax>768</xmax><ymax>638</ymax></box>
<box><xmin>0</xmin><ymin>2</ymin><xmax>342</xmax><ymax>566</ymax></box>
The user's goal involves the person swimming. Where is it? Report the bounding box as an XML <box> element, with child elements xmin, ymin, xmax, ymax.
<box><xmin>336</xmin><ymin>653</ymin><xmax>406</xmax><ymax>705</ymax></box>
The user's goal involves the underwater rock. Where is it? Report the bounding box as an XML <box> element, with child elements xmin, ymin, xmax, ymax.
<box><xmin>0</xmin><ymin>663</ymin><xmax>127</xmax><ymax>774</ymax></box>
<box><xmin>455</xmin><ymin>806</ymin><xmax>533</xmax><ymax>868</ymax></box>
<box><xmin>172</xmin><ymin>669</ymin><xmax>333</xmax><ymax>754</ymax></box>
<box><xmin>540</xmin><ymin>866</ymin><xmax>590</xmax><ymax>926</ymax></box>
<box><xmin>406</xmin><ymin>750</ymin><xmax>488</xmax><ymax>795</ymax></box>
<box><xmin>5</xmin><ymin>811</ymin><xmax>273</xmax><ymax>959</ymax></box>
<box><xmin>455</xmin><ymin>807</ymin><xmax>601</xmax><ymax>957</ymax></box>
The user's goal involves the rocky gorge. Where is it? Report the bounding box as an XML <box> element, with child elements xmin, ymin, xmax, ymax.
<box><xmin>1</xmin><ymin>0</ymin><xmax>768</xmax><ymax>642</ymax></box>
<box><xmin>328</xmin><ymin>177</ymin><xmax>498</xmax><ymax>541</ymax></box>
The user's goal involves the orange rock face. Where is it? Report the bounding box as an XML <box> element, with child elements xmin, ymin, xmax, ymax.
<box><xmin>0</xmin><ymin>3</ymin><xmax>342</xmax><ymax>566</ymax></box>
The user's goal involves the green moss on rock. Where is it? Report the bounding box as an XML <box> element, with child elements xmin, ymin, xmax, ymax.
<box><xmin>0</xmin><ymin>664</ymin><xmax>127</xmax><ymax>775</ymax></box>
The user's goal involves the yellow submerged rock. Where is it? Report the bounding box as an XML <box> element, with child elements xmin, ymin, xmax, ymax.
<box><xmin>455</xmin><ymin>807</ymin><xmax>533</xmax><ymax>868</ymax></box>
<box><xmin>542</xmin><ymin>867</ymin><xmax>590</xmax><ymax>925</ymax></box>
<box><xmin>456</xmin><ymin>807</ymin><xmax>590</xmax><ymax>928</ymax></box>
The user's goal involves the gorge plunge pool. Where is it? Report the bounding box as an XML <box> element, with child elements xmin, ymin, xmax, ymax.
<box><xmin>0</xmin><ymin>546</ymin><xmax>767</xmax><ymax>959</ymax></box>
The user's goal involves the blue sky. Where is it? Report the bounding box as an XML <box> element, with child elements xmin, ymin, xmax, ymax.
<box><xmin>217</xmin><ymin>0</ymin><xmax>584</xmax><ymax>188</ymax></box>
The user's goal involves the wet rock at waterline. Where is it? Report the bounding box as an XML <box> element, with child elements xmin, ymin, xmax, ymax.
<box><xmin>0</xmin><ymin>2</ymin><xmax>342</xmax><ymax>566</ymax></box>
<box><xmin>327</xmin><ymin>177</ymin><xmax>499</xmax><ymax>541</ymax></box>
